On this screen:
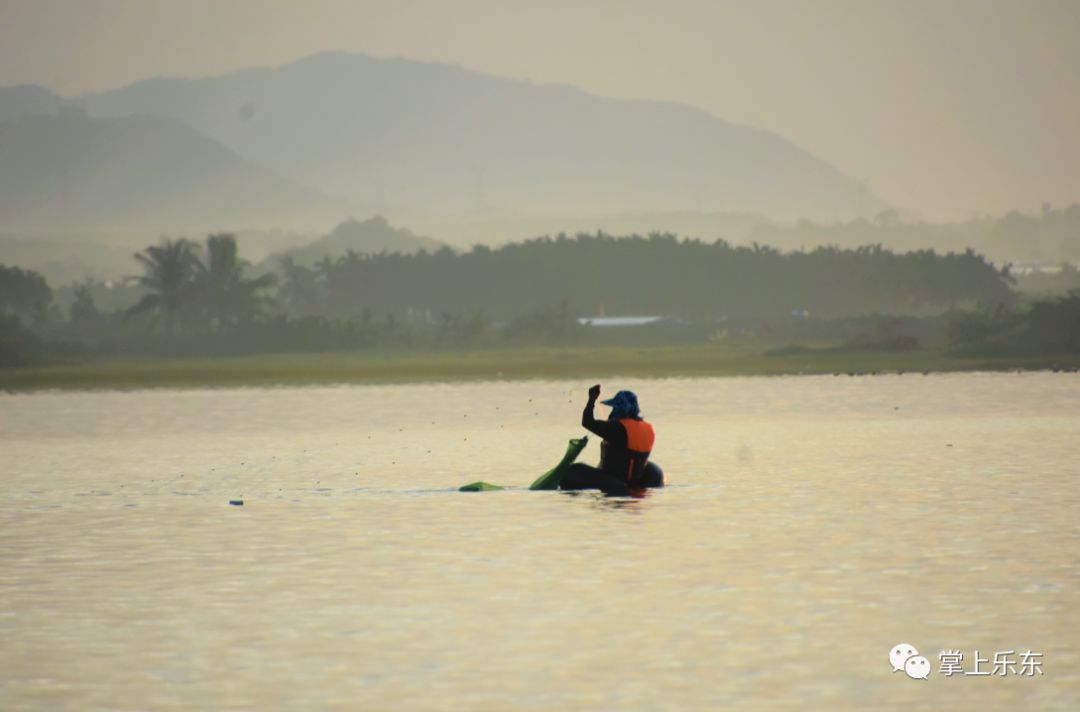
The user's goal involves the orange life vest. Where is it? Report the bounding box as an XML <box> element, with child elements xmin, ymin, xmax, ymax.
<box><xmin>619</xmin><ymin>418</ymin><xmax>655</xmax><ymax>481</ymax></box>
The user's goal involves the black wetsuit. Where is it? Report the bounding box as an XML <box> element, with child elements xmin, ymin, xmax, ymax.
<box><xmin>559</xmin><ymin>398</ymin><xmax>663</xmax><ymax>495</ymax></box>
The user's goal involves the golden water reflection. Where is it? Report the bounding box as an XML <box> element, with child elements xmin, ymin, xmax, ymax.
<box><xmin>1</xmin><ymin>373</ymin><xmax>1078</xmax><ymax>709</ymax></box>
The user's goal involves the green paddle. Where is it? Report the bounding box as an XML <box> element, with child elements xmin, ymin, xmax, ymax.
<box><xmin>459</xmin><ymin>437</ymin><xmax>588</xmax><ymax>492</ymax></box>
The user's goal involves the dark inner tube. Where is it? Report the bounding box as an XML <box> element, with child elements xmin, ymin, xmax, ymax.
<box><xmin>559</xmin><ymin>461</ymin><xmax>664</xmax><ymax>496</ymax></box>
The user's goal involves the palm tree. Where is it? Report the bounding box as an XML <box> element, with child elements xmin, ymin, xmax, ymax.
<box><xmin>198</xmin><ymin>233</ymin><xmax>276</xmax><ymax>327</ymax></box>
<box><xmin>127</xmin><ymin>238</ymin><xmax>203</xmax><ymax>332</ymax></box>
<box><xmin>277</xmin><ymin>255</ymin><xmax>322</xmax><ymax>317</ymax></box>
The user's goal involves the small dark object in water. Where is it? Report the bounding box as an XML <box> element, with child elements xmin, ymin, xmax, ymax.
<box><xmin>229</xmin><ymin>499</ymin><xmax>244</xmax><ymax>506</ymax></box>
<box><xmin>560</xmin><ymin>460</ymin><xmax>665</xmax><ymax>495</ymax></box>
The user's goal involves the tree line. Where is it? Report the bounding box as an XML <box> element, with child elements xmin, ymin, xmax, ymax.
<box><xmin>3</xmin><ymin>230</ymin><xmax>1079</xmax><ymax>366</ymax></box>
<box><xmin>272</xmin><ymin>232</ymin><xmax>1015</xmax><ymax>320</ymax></box>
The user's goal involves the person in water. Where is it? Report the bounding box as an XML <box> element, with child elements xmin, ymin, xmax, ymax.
<box><xmin>560</xmin><ymin>384</ymin><xmax>664</xmax><ymax>495</ymax></box>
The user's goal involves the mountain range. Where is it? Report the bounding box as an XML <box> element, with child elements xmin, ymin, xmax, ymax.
<box><xmin>0</xmin><ymin>105</ymin><xmax>348</xmax><ymax>231</ymax></box>
<box><xmin>1</xmin><ymin>52</ymin><xmax>879</xmax><ymax>235</ymax></box>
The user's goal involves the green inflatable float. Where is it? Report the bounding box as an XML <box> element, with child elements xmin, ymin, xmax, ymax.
<box><xmin>459</xmin><ymin>437</ymin><xmax>588</xmax><ymax>491</ymax></box>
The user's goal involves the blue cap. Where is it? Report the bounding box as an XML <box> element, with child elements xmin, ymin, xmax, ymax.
<box><xmin>601</xmin><ymin>390</ymin><xmax>640</xmax><ymax>418</ymax></box>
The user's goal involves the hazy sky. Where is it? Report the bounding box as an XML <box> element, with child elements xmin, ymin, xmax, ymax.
<box><xmin>1</xmin><ymin>0</ymin><xmax>1077</xmax><ymax>221</ymax></box>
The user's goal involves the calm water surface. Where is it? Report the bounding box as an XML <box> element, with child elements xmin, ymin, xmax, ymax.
<box><xmin>1</xmin><ymin>373</ymin><xmax>1078</xmax><ymax>710</ymax></box>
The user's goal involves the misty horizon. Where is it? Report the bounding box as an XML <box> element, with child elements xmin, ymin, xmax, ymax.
<box><xmin>5</xmin><ymin>45</ymin><xmax>1079</xmax><ymax>226</ymax></box>
<box><xmin>3</xmin><ymin>46</ymin><xmax>1078</xmax><ymax>249</ymax></box>
<box><xmin>3</xmin><ymin>0</ymin><xmax>1077</xmax><ymax>222</ymax></box>
<box><xmin>3</xmin><ymin>49</ymin><xmax>881</xmax><ymax>236</ymax></box>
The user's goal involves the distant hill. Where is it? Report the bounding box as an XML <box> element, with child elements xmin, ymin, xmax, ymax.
<box><xmin>80</xmin><ymin>52</ymin><xmax>880</xmax><ymax>223</ymax></box>
<box><xmin>259</xmin><ymin>216</ymin><xmax>445</xmax><ymax>271</ymax></box>
<box><xmin>0</xmin><ymin>233</ymin><xmax>137</xmax><ymax>284</ymax></box>
<box><xmin>0</xmin><ymin>107</ymin><xmax>350</xmax><ymax>231</ymax></box>
<box><xmin>0</xmin><ymin>85</ymin><xmax>68</xmax><ymax>122</ymax></box>
<box><xmin>747</xmin><ymin>204</ymin><xmax>1080</xmax><ymax>267</ymax></box>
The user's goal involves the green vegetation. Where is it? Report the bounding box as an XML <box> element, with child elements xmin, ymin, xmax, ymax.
<box><xmin>2</xmin><ymin>344</ymin><xmax>1078</xmax><ymax>392</ymax></box>
<box><xmin>272</xmin><ymin>231</ymin><xmax>1014</xmax><ymax>320</ymax></box>
<box><xmin>0</xmin><ymin>264</ymin><xmax>52</xmax><ymax>321</ymax></box>
<box><xmin>3</xmin><ymin>230</ymin><xmax>1080</xmax><ymax>386</ymax></box>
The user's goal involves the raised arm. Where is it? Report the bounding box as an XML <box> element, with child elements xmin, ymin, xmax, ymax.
<box><xmin>581</xmin><ymin>384</ymin><xmax>622</xmax><ymax>441</ymax></box>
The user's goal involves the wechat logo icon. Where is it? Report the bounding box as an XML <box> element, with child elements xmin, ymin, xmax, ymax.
<box><xmin>890</xmin><ymin>643</ymin><xmax>930</xmax><ymax>680</ymax></box>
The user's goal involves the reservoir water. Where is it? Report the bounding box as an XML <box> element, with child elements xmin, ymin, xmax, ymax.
<box><xmin>1</xmin><ymin>373</ymin><xmax>1078</xmax><ymax>709</ymax></box>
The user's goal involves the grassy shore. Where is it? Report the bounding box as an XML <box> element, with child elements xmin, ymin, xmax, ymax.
<box><xmin>2</xmin><ymin>344</ymin><xmax>1078</xmax><ymax>391</ymax></box>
